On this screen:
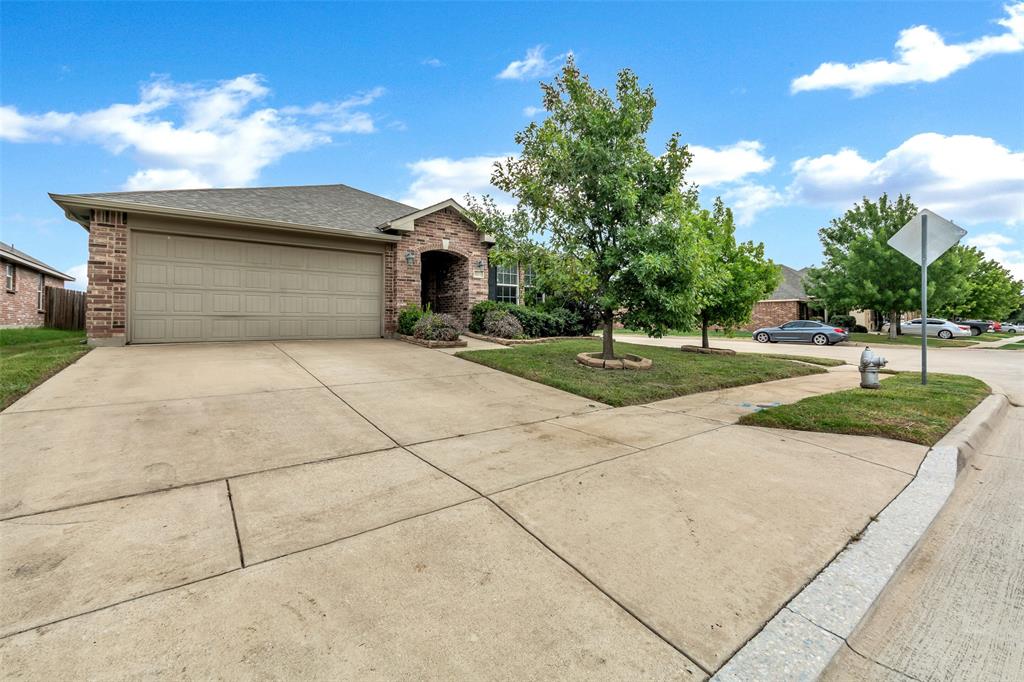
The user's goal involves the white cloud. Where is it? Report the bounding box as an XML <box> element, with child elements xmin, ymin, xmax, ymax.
<box><xmin>968</xmin><ymin>233</ymin><xmax>1014</xmax><ymax>249</ymax></box>
<box><xmin>399</xmin><ymin>155</ymin><xmax>516</xmax><ymax>211</ymax></box>
<box><xmin>65</xmin><ymin>264</ymin><xmax>88</xmax><ymax>291</ymax></box>
<box><xmin>0</xmin><ymin>74</ymin><xmax>386</xmax><ymax>189</ymax></box>
<box><xmin>688</xmin><ymin>140</ymin><xmax>775</xmax><ymax>187</ymax></box>
<box><xmin>522</xmin><ymin>106</ymin><xmax>543</xmax><ymax>117</ymax></box>
<box><xmin>422</xmin><ymin>57</ymin><xmax>445</xmax><ymax>68</ymax></box>
<box><xmin>497</xmin><ymin>46</ymin><xmax>569</xmax><ymax>80</ymax></box>
<box><xmin>967</xmin><ymin>233</ymin><xmax>1024</xmax><ymax>280</ymax></box>
<box><xmin>792</xmin><ymin>2</ymin><xmax>1024</xmax><ymax>95</ymax></box>
<box><xmin>789</xmin><ymin>133</ymin><xmax>1024</xmax><ymax>224</ymax></box>
<box><xmin>688</xmin><ymin>141</ymin><xmax>783</xmax><ymax>225</ymax></box>
<box><xmin>720</xmin><ymin>183</ymin><xmax>786</xmax><ymax>227</ymax></box>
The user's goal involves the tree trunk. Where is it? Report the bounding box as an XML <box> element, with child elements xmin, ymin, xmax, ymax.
<box><xmin>888</xmin><ymin>311</ymin><xmax>900</xmax><ymax>339</ymax></box>
<box><xmin>602</xmin><ymin>309</ymin><xmax>615</xmax><ymax>360</ymax></box>
<box><xmin>701</xmin><ymin>312</ymin><xmax>710</xmax><ymax>349</ymax></box>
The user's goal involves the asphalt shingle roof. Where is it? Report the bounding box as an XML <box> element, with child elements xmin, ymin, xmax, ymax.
<box><xmin>765</xmin><ymin>265</ymin><xmax>811</xmax><ymax>300</ymax></box>
<box><xmin>72</xmin><ymin>184</ymin><xmax>418</xmax><ymax>235</ymax></box>
<box><xmin>0</xmin><ymin>241</ymin><xmax>73</xmax><ymax>280</ymax></box>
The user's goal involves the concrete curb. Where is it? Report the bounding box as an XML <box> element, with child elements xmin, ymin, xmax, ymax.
<box><xmin>711</xmin><ymin>393</ymin><xmax>1009</xmax><ymax>682</ymax></box>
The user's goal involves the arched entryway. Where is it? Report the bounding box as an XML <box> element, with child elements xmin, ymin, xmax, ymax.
<box><xmin>420</xmin><ymin>250</ymin><xmax>469</xmax><ymax>324</ymax></box>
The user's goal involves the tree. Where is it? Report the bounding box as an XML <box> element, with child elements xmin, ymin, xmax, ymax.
<box><xmin>805</xmin><ymin>194</ymin><xmax>960</xmax><ymax>339</ymax></box>
<box><xmin>693</xmin><ymin>199</ymin><xmax>780</xmax><ymax>348</ymax></box>
<box><xmin>933</xmin><ymin>246</ymin><xmax>1023</xmax><ymax>321</ymax></box>
<box><xmin>490</xmin><ymin>58</ymin><xmax>701</xmax><ymax>359</ymax></box>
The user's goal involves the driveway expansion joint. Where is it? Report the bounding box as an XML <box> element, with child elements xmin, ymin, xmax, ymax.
<box><xmin>394</xmin><ymin>442</ymin><xmax>711</xmax><ymax>676</ymax></box>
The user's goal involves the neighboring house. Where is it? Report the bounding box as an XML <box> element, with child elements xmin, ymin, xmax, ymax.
<box><xmin>0</xmin><ymin>241</ymin><xmax>74</xmax><ymax>328</ymax></box>
<box><xmin>743</xmin><ymin>265</ymin><xmax>815</xmax><ymax>331</ymax></box>
<box><xmin>50</xmin><ymin>184</ymin><xmax>497</xmax><ymax>345</ymax></box>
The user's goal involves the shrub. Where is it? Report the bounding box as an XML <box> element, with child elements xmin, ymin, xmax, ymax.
<box><xmin>412</xmin><ymin>312</ymin><xmax>462</xmax><ymax>342</ymax></box>
<box><xmin>397</xmin><ymin>303</ymin><xmax>424</xmax><ymax>336</ymax></box>
<box><xmin>470</xmin><ymin>299</ymin><xmax>600</xmax><ymax>338</ymax></box>
<box><xmin>469</xmin><ymin>300</ymin><xmax>513</xmax><ymax>333</ymax></box>
<box><xmin>853</xmin><ymin>324</ymin><xmax>868</xmax><ymax>333</ymax></box>
<box><xmin>483</xmin><ymin>309</ymin><xmax>525</xmax><ymax>338</ymax></box>
<box><xmin>829</xmin><ymin>314</ymin><xmax>856</xmax><ymax>331</ymax></box>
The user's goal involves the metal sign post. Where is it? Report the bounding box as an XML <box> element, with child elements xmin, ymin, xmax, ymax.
<box><xmin>920</xmin><ymin>213</ymin><xmax>927</xmax><ymax>385</ymax></box>
<box><xmin>887</xmin><ymin>209</ymin><xmax>966</xmax><ymax>386</ymax></box>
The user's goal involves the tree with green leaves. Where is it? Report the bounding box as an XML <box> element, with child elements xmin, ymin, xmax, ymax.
<box><xmin>693</xmin><ymin>199</ymin><xmax>780</xmax><ymax>348</ymax></box>
<box><xmin>805</xmin><ymin>194</ymin><xmax>960</xmax><ymax>339</ymax></box>
<box><xmin>489</xmin><ymin>57</ymin><xmax>702</xmax><ymax>360</ymax></box>
<box><xmin>933</xmin><ymin>245</ymin><xmax>1023</xmax><ymax>321</ymax></box>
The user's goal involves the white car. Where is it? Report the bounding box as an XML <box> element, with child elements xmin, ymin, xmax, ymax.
<box><xmin>882</xmin><ymin>318</ymin><xmax>972</xmax><ymax>339</ymax></box>
<box><xmin>1002</xmin><ymin>322</ymin><xmax>1024</xmax><ymax>334</ymax></box>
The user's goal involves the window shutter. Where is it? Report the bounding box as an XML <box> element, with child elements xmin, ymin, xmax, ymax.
<box><xmin>487</xmin><ymin>265</ymin><xmax>497</xmax><ymax>301</ymax></box>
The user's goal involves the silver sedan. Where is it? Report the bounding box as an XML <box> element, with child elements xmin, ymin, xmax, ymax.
<box><xmin>881</xmin><ymin>318</ymin><xmax>972</xmax><ymax>339</ymax></box>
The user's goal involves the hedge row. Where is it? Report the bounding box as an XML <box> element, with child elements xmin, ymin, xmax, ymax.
<box><xmin>469</xmin><ymin>301</ymin><xmax>599</xmax><ymax>338</ymax></box>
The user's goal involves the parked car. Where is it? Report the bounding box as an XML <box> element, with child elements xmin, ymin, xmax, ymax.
<box><xmin>752</xmin><ymin>320</ymin><xmax>849</xmax><ymax>346</ymax></box>
<box><xmin>1002</xmin><ymin>321</ymin><xmax>1024</xmax><ymax>334</ymax></box>
<box><xmin>957</xmin><ymin>320</ymin><xmax>993</xmax><ymax>336</ymax></box>
<box><xmin>881</xmin><ymin>318</ymin><xmax>972</xmax><ymax>339</ymax></box>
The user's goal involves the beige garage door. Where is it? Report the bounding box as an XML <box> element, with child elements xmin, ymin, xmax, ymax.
<box><xmin>130</xmin><ymin>231</ymin><xmax>382</xmax><ymax>343</ymax></box>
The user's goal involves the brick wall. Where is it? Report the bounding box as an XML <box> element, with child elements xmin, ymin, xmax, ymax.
<box><xmin>1</xmin><ymin>261</ymin><xmax>66</xmax><ymax>327</ymax></box>
<box><xmin>86</xmin><ymin>210</ymin><xmax>128</xmax><ymax>345</ymax></box>
<box><xmin>385</xmin><ymin>207</ymin><xmax>490</xmax><ymax>333</ymax></box>
<box><xmin>742</xmin><ymin>300</ymin><xmax>803</xmax><ymax>331</ymax></box>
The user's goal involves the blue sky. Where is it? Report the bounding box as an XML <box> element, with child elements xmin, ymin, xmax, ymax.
<box><xmin>2</xmin><ymin>1</ymin><xmax>1022</xmax><ymax>290</ymax></box>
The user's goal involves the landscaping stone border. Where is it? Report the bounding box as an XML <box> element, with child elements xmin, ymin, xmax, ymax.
<box><xmin>680</xmin><ymin>345</ymin><xmax>736</xmax><ymax>356</ymax></box>
<box><xmin>712</xmin><ymin>393</ymin><xmax>1010</xmax><ymax>681</ymax></box>
<box><xmin>575</xmin><ymin>351</ymin><xmax>652</xmax><ymax>370</ymax></box>
<box><xmin>463</xmin><ymin>331</ymin><xmax>596</xmax><ymax>346</ymax></box>
<box><xmin>394</xmin><ymin>334</ymin><xmax>467</xmax><ymax>349</ymax></box>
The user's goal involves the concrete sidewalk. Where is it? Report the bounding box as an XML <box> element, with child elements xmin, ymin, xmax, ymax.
<box><xmin>822</xmin><ymin>406</ymin><xmax>1024</xmax><ymax>681</ymax></box>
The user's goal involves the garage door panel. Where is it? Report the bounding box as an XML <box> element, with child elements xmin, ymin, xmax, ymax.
<box><xmin>131</xmin><ymin>232</ymin><xmax>381</xmax><ymax>343</ymax></box>
<box><xmin>172</xmin><ymin>266</ymin><xmax>203</xmax><ymax>287</ymax></box>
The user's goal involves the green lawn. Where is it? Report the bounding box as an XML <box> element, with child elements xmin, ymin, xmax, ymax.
<box><xmin>985</xmin><ymin>331</ymin><xmax>1024</xmax><ymax>339</ymax></box>
<box><xmin>0</xmin><ymin>328</ymin><xmax>88</xmax><ymax>410</ymax></box>
<box><xmin>618</xmin><ymin>328</ymin><xmax>752</xmax><ymax>338</ymax></box>
<box><xmin>995</xmin><ymin>341</ymin><xmax>1024</xmax><ymax>350</ymax></box>
<box><xmin>457</xmin><ymin>339</ymin><xmax>825</xmax><ymax>407</ymax></box>
<box><xmin>739</xmin><ymin>372</ymin><xmax>989</xmax><ymax>446</ymax></box>
<box><xmin>846</xmin><ymin>332</ymin><xmax>976</xmax><ymax>348</ymax></box>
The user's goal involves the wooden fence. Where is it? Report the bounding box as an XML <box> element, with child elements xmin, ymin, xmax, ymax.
<box><xmin>44</xmin><ymin>286</ymin><xmax>85</xmax><ymax>330</ymax></box>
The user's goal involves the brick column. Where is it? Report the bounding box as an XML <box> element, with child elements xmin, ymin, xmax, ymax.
<box><xmin>383</xmin><ymin>244</ymin><xmax>398</xmax><ymax>335</ymax></box>
<box><xmin>87</xmin><ymin>209</ymin><xmax>128</xmax><ymax>346</ymax></box>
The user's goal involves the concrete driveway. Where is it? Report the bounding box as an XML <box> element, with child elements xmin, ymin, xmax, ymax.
<box><xmin>1</xmin><ymin>339</ymin><xmax>927</xmax><ymax>679</ymax></box>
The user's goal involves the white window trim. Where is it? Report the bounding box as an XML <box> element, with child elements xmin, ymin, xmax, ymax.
<box><xmin>4</xmin><ymin>263</ymin><xmax>14</xmax><ymax>292</ymax></box>
<box><xmin>495</xmin><ymin>264</ymin><xmax>519</xmax><ymax>303</ymax></box>
<box><xmin>37</xmin><ymin>273</ymin><xmax>45</xmax><ymax>312</ymax></box>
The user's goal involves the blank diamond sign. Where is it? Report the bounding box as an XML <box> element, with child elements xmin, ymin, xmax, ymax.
<box><xmin>888</xmin><ymin>209</ymin><xmax>966</xmax><ymax>266</ymax></box>
<box><xmin>887</xmin><ymin>208</ymin><xmax>966</xmax><ymax>386</ymax></box>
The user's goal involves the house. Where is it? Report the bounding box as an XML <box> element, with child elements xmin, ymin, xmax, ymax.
<box><xmin>742</xmin><ymin>265</ymin><xmax>816</xmax><ymax>331</ymax></box>
<box><xmin>50</xmin><ymin>184</ymin><xmax>499</xmax><ymax>345</ymax></box>
<box><xmin>1</xmin><ymin>241</ymin><xmax>74</xmax><ymax>328</ymax></box>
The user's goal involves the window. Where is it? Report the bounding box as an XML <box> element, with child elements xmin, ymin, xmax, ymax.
<box><xmin>523</xmin><ymin>265</ymin><xmax>537</xmax><ymax>289</ymax></box>
<box><xmin>4</xmin><ymin>263</ymin><xmax>14</xmax><ymax>292</ymax></box>
<box><xmin>37</xmin><ymin>273</ymin><xmax>45</xmax><ymax>311</ymax></box>
<box><xmin>495</xmin><ymin>265</ymin><xmax>519</xmax><ymax>303</ymax></box>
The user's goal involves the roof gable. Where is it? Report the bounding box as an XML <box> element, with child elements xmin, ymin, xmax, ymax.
<box><xmin>0</xmin><ymin>241</ymin><xmax>73</xmax><ymax>280</ymax></box>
